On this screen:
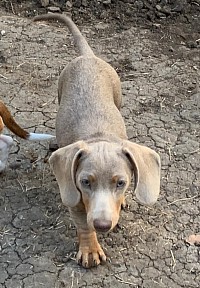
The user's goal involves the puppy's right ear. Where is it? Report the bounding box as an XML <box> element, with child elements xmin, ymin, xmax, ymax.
<box><xmin>49</xmin><ymin>141</ymin><xmax>88</xmax><ymax>207</ymax></box>
<box><xmin>122</xmin><ymin>141</ymin><xmax>161</xmax><ymax>205</ymax></box>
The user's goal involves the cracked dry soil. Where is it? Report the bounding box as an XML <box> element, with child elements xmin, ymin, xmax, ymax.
<box><xmin>0</xmin><ymin>4</ymin><xmax>199</xmax><ymax>288</ymax></box>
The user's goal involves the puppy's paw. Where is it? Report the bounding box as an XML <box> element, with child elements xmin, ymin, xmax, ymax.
<box><xmin>77</xmin><ymin>244</ymin><xmax>106</xmax><ymax>268</ymax></box>
<box><xmin>77</xmin><ymin>230</ymin><xmax>106</xmax><ymax>268</ymax></box>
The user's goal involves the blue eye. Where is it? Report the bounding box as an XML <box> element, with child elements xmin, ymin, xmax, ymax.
<box><xmin>116</xmin><ymin>180</ymin><xmax>126</xmax><ymax>188</ymax></box>
<box><xmin>81</xmin><ymin>179</ymin><xmax>90</xmax><ymax>187</ymax></box>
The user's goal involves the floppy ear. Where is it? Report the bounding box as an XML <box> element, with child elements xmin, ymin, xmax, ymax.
<box><xmin>49</xmin><ymin>140</ymin><xmax>88</xmax><ymax>207</ymax></box>
<box><xmin>123</xmin><ymin>140</ymin><xmax>161</xmax><ymax>205</ymax></box>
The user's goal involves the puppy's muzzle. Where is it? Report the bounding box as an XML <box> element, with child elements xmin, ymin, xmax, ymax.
<box><xmin>93</xmin><ymin>219</ymin><xmax>112</xmax><ymax>232</ymax></box>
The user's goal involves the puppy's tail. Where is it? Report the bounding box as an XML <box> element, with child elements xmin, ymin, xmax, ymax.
<box><xmin>33</xmin><ymin>13</ymin><xmax>94</xmax><ymax>57</ymax></box>
<box><xmin>0</xmin><ymin>101</ymin><xmax>55</xmax><ymax>141</ymax></box>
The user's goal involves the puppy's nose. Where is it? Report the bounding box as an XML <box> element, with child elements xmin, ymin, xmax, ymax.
<box><xmin>93</xmin><ymin>219</ymin><xmax>112</xmax><ymax>232</ymax></box>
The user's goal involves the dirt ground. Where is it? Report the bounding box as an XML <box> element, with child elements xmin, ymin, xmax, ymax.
<box><xmin>0</xmin><ymin>1</ymin><xmax>199</xmax><ymax>287</ymax></box>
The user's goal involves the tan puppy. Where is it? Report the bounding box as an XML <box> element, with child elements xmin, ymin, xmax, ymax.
<box><xmin>33</xmin><ymin>14</ymin><xmax>161</xmax><ymax>268</ymax></box>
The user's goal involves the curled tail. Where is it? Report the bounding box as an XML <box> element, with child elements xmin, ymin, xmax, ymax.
<box><xmin>0</xmin><ymin>101</ymin><xmax>55</xmax><ymax>141</ymax></box>
<box><xmin>33</xmin><ymin>13</ymin><xmax>94</xmax><ymax>57</ymax></box>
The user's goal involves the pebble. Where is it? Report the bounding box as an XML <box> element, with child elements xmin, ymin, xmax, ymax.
<box><xmin>156</xmin><ymin>4</ymin><xmax>162</xmax><ymax>11</ymax></box>
<box><xmin>47</xmin><ymin>6</ymin><xmax>61</xmax><ymax>13</ymax></box>
<box><xmin>103</xmin><ymin>0</ymin><xmax>111</xmax><ymax>4</ymax></box>
<box><xmin>66</xmin><ymin>1</ymin><xmax>72</xmax><ymax>8</ymax></box>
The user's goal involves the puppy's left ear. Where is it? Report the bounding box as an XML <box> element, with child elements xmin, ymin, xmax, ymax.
<box><xmin>122</xmin><ymin>140</ymin><xmax>161</xmax><ymax>205</ymax></box>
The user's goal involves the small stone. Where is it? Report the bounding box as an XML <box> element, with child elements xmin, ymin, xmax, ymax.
<box><xmin>103</xmin><ymin>0</ymin><xmax>111</xmax><ymax>4</ymax></box>
<box><xmin>156</xmin><ymin>4</ymin><xmax>162</xmax><ymax>11</ymax></box>
<box><xmin>162</xmin><ymin>6</ymin><xmax>171</xmax><ymax>15</ymax></box>
<box><xmin>47</xmin><ymin>6</ymin><xmax>61</xmax><ymax>13</ymax></box>
<box><xmin>66</xmin><ymin>1</ymin><xmax>72</xmax><ymax>8</ymax></box>
<box><xmin>156</xmin><ymin>11</ymin><xmax>166</xmax><ymax>19</ymax></box>
<box><xmin>40</xmin><ymin>0</ymin><xmax>49</xmax><ymax>7</ymax></box>
<box><xmin>1</xmin><ymin>30</ymin><xmax>6</xmax><ymax>36</ymax></box>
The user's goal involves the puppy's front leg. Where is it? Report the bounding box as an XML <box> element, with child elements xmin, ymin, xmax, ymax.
<box><xmin>77</xmin><ymin>229</ymin><xmax>106</xmax><ymax>268</ymax></box>
<box><xmin>69</xmin><ymin>204</ymin><xmax>106</xmax><ymax>268</ymax></box>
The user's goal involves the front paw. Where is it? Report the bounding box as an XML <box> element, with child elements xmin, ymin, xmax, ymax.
<box><xmin>77</xmin><ymin>230</ymin><xmax>106</xmax><ymax>268</ymax></box>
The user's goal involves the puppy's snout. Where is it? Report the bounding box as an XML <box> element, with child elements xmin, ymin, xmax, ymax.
<box><xmin>93</xmin><ymin>219</ymin><xmax>112</xmax><ymax>232</ymax></box>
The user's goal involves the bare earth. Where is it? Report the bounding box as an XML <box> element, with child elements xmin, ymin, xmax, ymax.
<box><xmin>0</xmin><ymin>3</ymin><xmax>199</xmax><ymax>288</ymax></box>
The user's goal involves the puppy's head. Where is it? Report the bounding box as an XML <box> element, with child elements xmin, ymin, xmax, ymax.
<box><xmin>49</xmin><ymin>140</ymin><xmax>161</xmax><ymax>232</ymax></box>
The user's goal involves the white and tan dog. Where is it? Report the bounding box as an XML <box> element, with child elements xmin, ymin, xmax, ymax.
<box><xmin>0</xmin><ymin>100</ymin><xmax>54</xmax><ymax>172</ymax></box>
<box><xmin>33</xmin><ymin>14</ymin><xmax>161</xmax><ymax>268</ymax></box>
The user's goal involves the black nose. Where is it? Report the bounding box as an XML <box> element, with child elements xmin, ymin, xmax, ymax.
<box><xmin>93</xmin><ymin>219</ymin><xmax>112</xmax><ymax>232</ymax></box>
